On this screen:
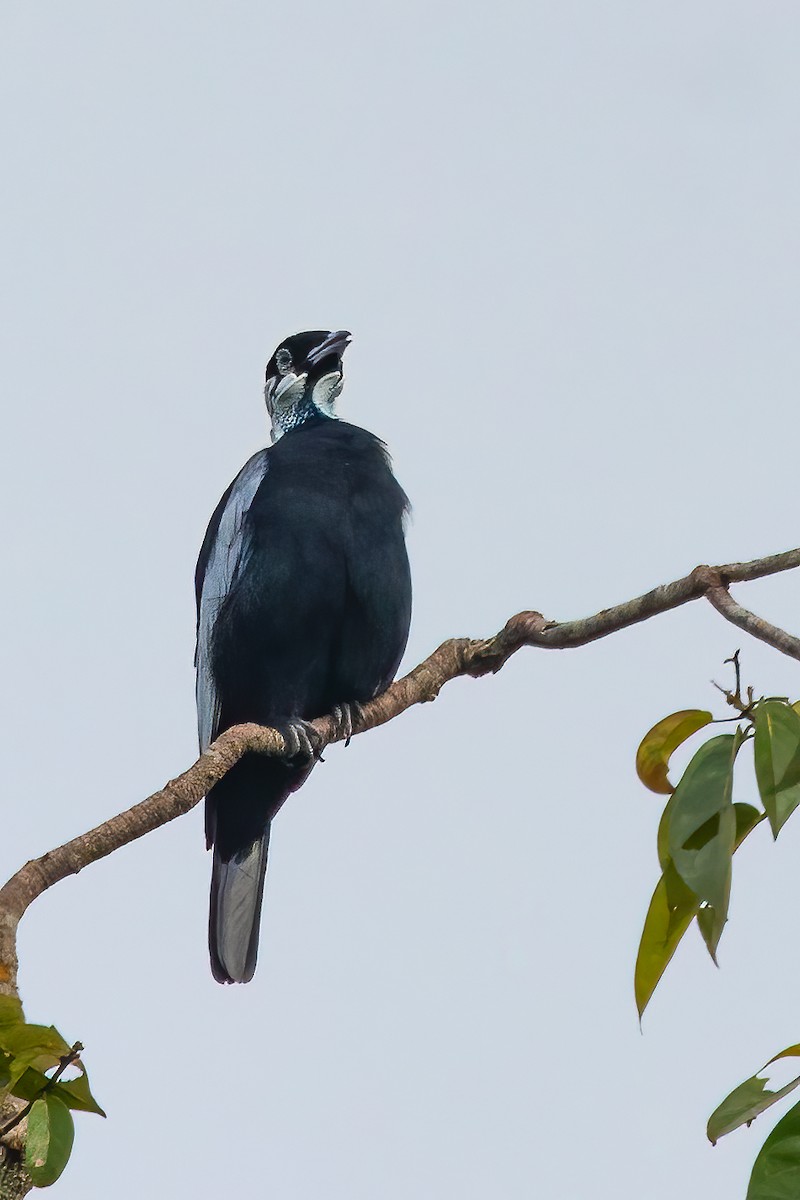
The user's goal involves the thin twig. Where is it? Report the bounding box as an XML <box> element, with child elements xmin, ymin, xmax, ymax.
<box><xmin>711</xmin><ymin>649</ymin><xmax>759</xmax><ymax>718</ymax></box>
<box><xmin>726</xmin><ymin>650</ymin><xmax>742</xmax><ymax>702</ymax></box>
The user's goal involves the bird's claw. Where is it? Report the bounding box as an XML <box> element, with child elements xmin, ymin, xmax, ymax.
<box><xmin>331</xmin><ymin>702</ymin><xmax>362</xmax><ymax>747</ymax></box>
<box><xmin>281</xmin><ymin>719</ymin><xmax>323</xmax><ymax>763</ymax></box>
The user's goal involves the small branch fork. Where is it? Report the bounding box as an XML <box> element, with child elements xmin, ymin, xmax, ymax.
<box><xmin>0</xmin><ymin>545</ymin><xmax>798</xmax><ymax>995</ymax></box>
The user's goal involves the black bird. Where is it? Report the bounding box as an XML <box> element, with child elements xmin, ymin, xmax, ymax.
<box><xmin>195</xmin><ymin>330</ymin><xmax>411</xmax><ymax>983</ymax></box>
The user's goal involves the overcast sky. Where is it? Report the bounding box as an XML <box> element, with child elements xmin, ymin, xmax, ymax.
<box><xmin>2</xmin><ymin>2</ymin><xmax>800</xmax><ymax>1196</ymax></box>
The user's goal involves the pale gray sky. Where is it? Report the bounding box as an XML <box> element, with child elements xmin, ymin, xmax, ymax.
<box><xmin>2</xmin><ymin>2</ymin><xmax>800</xmax><ymax>1196</ymax></box>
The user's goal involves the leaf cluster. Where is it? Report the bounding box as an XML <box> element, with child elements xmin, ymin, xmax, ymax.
<box><xmin>635</xmin><ymin>694</ymin><xmax>800</xmax><ymax>1198</ymax></box>
<box><xmin>0</xmin><ymin>996</ymin><xmax>104</xmax><ymax>1188</ymax></box>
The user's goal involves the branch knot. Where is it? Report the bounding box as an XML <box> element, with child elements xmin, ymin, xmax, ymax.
<box><xmin>691</xmin><ymin>565</ymin><xmax>725</xmax><ymax>593</ymax></box>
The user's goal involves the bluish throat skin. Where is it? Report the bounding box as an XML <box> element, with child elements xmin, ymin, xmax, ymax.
<box><xmin>195</xmin><ymin>330</ymin><xmax>412</xmax><ymax>983</ymax></box>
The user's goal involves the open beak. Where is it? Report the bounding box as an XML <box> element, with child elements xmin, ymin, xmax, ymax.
<box><xmin>307</xmin><ymin>329</ymin><xmax>352</xmax><ymax>366</ymax></box>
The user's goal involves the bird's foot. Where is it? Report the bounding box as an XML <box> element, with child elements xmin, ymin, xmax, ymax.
<box><xmin>280</xmin><ymin>719</ymin><xmax>324</xmax><ymax>763</ymax></box>
<box><xmin>331</xmin><ymin>702</ymin><xmax>363</xmax><ymax>747</ymax></box>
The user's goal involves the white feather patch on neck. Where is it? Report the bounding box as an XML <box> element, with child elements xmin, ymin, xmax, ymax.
<box><xmin>269</xmin><ymin>371</ymin><xmax>343</xmax><ymax>441</ymax></box>
<box><xmin>310</xmin><ymin>371</ymin><xmax>344</xmax><ymax>416</ymax></box>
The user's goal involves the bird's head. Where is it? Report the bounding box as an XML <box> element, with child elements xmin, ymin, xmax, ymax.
<box><xmin>264</xmin><ymin>329</ymin><xmax>352</xmax><ymax>441</ymax></box>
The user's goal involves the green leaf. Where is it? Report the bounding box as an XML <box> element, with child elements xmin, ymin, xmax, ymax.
<box><xmin>667</xmin><ymin>734</ymin><xmax>738</xmax><ymax>916</ymax></box>
<box><xmin>754</xmin><ymin>701</ymin><xmax>800</xmax><ymax>837</ymax></box>
<box><xmin>7</xmin><ymin>1053</ymin><xmax>61</xmax><ymax>1092</ymax></box>
<box><xmin>25</xmin><ymin>1094</ymin><xmax>75</xmax><ymax>1187</ymax></box>
<box><xmin>734</xmin><ymin>803</ymin><xmax>768</xmax><ymax>843</ymax></box>
<box><xmin>0</xmin><ymin>996</ymin><xmax>24</xmax><ymax>1029</ymax></box>
<box><xmin>696</xmin><ymin>904</ymin><xmax>724</xmax><ymax>964</ymax></box>
<box><xmin>635</xmin><ymin>803</ymin><xmax>763</xmax><ymax>1018</ymax></box>
<box><xmin>0</xmin><ymin>1025</ymin><xmax>72</xmax><ymax>1085</ymax></box>
<box><xmin>10</xmin><ymin>1066</ymin><xmax>54</xmax><ymax>1102</ymax></box>
<box><xmin>0</xmin><ymin>1049</ymin><xmax>12</xmax><ymax>1092</ymax></box>
<box><xmin>656</xmin><ymin>798</ymin><xmax>674</xmax><ymax>872</ymax></box>
<box><xmin>747</xmin><ymin>1096</ymin><xmax>800</xmax><ymax>1199</ymax></box>
<box><xmin>710</xmin><ymin>1074</ymin><xmax>800</xmax><ymax>1146</ymax></box>
<box><xmin>636</xmin><ymin>710</ymin><xmax>714</xmax><ymax>794</ymax></box>
<box><xmin>0</xmin><ymin>1025</ymin><xmax>70</xmax><ymax>1060</ymax></box>
<box><xmin>54</xmin><ymin>1067</ymin><xmax>106</xmax><ymax>1118</ymax></box>
<box><xmin>709</xmin><ymin>1045</ymin><xmax>800</xmax><ymax>1144</ymax></box>
<box><xmin>11</xmin><ymin>1064</ymin><xmax>105</xmax><ymax>1117</ymax></box>
<box><xmin>697</xmin><ymin>803</ymin><xmax>763</xmax><ymax>962</ymax></box>
<box><xmin>634</xmin><ymin>865</ymin><xmax>699</xmax><ymax>1018</ymax></box>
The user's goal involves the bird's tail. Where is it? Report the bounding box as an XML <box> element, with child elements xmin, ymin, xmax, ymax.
<box><xmin>209</xmin><ymin>828</ymin><xmax>270</xmax><ymax>984</ymax></box>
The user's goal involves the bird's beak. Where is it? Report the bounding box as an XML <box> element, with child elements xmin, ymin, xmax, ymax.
<box><xmin>307</xmin><ymin>330</ymin><xmax>352</xmax><ymax>366</ymax></box>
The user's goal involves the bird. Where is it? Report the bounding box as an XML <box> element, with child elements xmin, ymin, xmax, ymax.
<box><xmin>195</xmin><ymin>330</ymin><xmax>412</xmax><ymax>983</ymax></box>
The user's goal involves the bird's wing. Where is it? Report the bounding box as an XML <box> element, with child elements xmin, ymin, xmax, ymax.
<box><xmin>195</xmin><ymin>450</ymin><xmax>269</xmax><ymax>752</ymax></box>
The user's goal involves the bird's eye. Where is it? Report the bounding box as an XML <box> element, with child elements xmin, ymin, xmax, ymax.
<box><xmin>275</xmin><ymin>349</ymin><xmax>293</xmax><ymax>375</ymax></box>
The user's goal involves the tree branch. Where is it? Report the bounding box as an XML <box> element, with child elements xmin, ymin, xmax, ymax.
<box><xmin>706</xmin><ymin>587</ymin><xmax>800</xmax><ymax>661</ymax></box>
<box><xmin>1</xmin><ymin>545</ymin><xmax>798</xmax><ymax>996</ymax></box>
